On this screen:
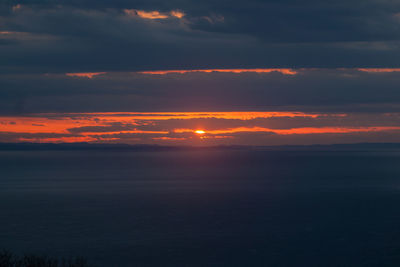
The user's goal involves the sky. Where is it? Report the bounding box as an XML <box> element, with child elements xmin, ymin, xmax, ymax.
<box><xmin>1</xmin><ymin>0</ymin><xmax>400</xmax><ymax>145</ymax></box>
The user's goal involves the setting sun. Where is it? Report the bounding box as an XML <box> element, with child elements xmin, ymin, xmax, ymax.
<box><xmin>195</xmin><ymin>130</ymin><xmax>205</xmax><ymax>134</ymax></box>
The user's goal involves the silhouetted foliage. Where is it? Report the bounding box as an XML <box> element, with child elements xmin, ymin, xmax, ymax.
<box><xmin>0</xmin><ymin>250</ymin><xmax>92</xmax><ymax>267</ymax></box>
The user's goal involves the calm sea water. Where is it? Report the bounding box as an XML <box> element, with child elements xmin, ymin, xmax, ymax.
<box><xmin>1</xmin><ymin>149</ymin><xmax>400</xmax><ymax>266</ymax></box>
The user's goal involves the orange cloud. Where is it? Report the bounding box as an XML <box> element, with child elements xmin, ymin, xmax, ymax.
<box><xmin>153</xmin><ymin>137</ymin><xmax>186</xmax><ymax>141</ymax></box>
<box><xmin>170</xmin><ymin>10</ymin><xmax>185</xmax><ymax>19</ymax></box>
<box><xmin>2</xmin><ymin>112</ymin><xmax>399</xmax><ymax>144</ymax></box>
<box><xmin>199</xmin><ymin>135</ymin><xmax>234</xmax><ymax>139</ymax></box>
<box><xmin>174</xmin><ymin>126</ymin><xmax>400</xmax><ymax>135</ymax></box>
<box><xmin>0</xmin><ymin>117</ymin><xmax>92</xmax><ymax>134</ymax></box>
<box><xmin>274</xmin><ymin>126</ymin><xmax>400</xmax><ymax>135</ymax></box>
<box><xmin>18</xmin><ymin>136</ymin><xmax>98</xmax><ymax>143</ymax></box>
<box><xmin>64</xmin><ymin>111</ymin><xmax>335</xmax><ymax>120</ymax></box>
<box><xmin>65</xmin><ymin>72</ymin><xmax>106</xmax><ymax>79</ymax></box>
<box><xmin>357</xmin><ymin>68</ymin><xmax>400</xmax><ymax>73</ymax></box>
<box><xmin>124</xmin><ymin>9</ymin><xmax>185</xmax><ymax>20</ymax></box>
<box><xmin>136</xmin><ymin>10</ymin><xmax>168</xmax><ymax>19</ymax></box>
<box><xmin>60</xmin><ymin>68</ymin><xmax>400</xmax><ymax>79</ymax></box>
<box><xmin>139</xmin><ymin>68</ymin><xmax>298</xmax><ymax>75</ymax></box>
<box><xmin>82</xmin><ymin>130</ymin><xmax>169</xmax><ymax>135</ymax></box>
<box><xmin>0</xmin><ymin>111</ymin><xmax>347</xmax><ymax>135</ymax></box>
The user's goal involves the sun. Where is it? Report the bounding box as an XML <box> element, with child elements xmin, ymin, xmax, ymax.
<box><xmin>195</xmin><ymin>130</ymin><xmax>205</xmax><ymax>134</ymax></box>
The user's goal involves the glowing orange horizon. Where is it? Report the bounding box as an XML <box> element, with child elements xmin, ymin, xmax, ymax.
<box><xmin>1</xmin><ymin>112</ymin><xmax>400</xmax><ymax>144</ymax></box>
<box><xmin>174</xmin><ymin>126</ymin><xmax>400</xmax><ymax>135</ymax></box>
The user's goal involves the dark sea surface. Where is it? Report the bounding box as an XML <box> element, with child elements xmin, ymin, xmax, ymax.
<box><xmin>1</xmin><ymin>148</ymin><xmax>400</xmax><ymax>267</ymax></box>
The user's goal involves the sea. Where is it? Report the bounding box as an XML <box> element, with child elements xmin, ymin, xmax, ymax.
<box><xmin>1</xmin><ymin>146</ymin><xmax>400</xmax><ymax>266</ymax></box>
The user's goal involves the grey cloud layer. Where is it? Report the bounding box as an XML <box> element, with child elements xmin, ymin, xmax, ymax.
<box><xmin>1</xmin><ymin>70</ymin><xmax>400</xmax><ymax>114</ymax></box>
<box><xmin>2</xmin><ymin>1</ymin><xmax>400</xmax><ymax>74</ymax></box>
<box><xmin>2</xmin><ymin>1</ymin><xmax>400</xmax><ymax>114</ymax></box>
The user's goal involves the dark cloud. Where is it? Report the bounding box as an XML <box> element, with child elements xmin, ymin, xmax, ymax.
<box><xmin>2</xmin><ymin>1</ymin><xmax>400</xmax><ymax>75</ymax></box>
<box><xmin>2</xmin><ymin>69</ymin><xmax>400</xmax><ymax>114</ymax></box>
<box><xmin>0</xmin><ymin>132</ymin><xmax>79</xmax><ymax>142</ymax></box>
<box><xmin>67</xmin><ymin>122</ymin><xmax>137</xmax><ymax>133</ymax></box>
<box><xmin>2</xmin><ymin>0</ymin><xmax>400</xmax><ymax>121</ymax></box>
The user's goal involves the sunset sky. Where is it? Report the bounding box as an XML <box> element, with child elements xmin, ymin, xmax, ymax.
<box><xmin>2</xmin><ymin>1</ymin><xmax>400</xmax><ymax>145</ymax></box>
